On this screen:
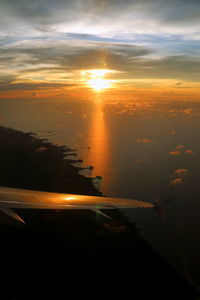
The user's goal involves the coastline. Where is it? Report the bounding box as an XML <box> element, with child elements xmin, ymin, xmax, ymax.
<box><xmin>0</xmin><ymin>125</ymin><xmax>102</xmax><ymax>196</ymax></box>
<box><xmin>0</xmin><ymin>125</ymin><xmax>198</xmax><ymax>299</ymax></box>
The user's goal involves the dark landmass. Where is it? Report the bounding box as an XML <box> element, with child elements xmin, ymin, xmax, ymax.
<box><xmin>0</xmin><ymin>125</ymin><xmax>198</xmax><ymax>299</ymax></box>
<box><xmin>0</xmin><ymin>125</ymin><xmax>101</xmax><ymax>195</ymax></box>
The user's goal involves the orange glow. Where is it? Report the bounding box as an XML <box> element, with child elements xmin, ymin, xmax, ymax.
<box><xmin>87</xmin><ymin>70</ymin><xmax>110</xmax><ymax>78</ymax></box>
<box><xmin>80</xmin><ymin>96</ymin><xmax>113</xmax><ymax>192</ymax></box>
<box><xmin>1</xmin><ymin>79</ymin><xmax>200</xmax><ymax>101</ymax></box>
<box><xmin>64</xmin><ymin>196</ymin><xmax>76</xmax><ymax>201</ymax></box>
<box><xmin>88</xmin><ymin>78</ymin><xmax>111</xmax><ymax>91</ymax></box>
<box><xmin>82</xmin><ymin>69</ymin><xmax>113</xmax><ymax>92</ymax></box>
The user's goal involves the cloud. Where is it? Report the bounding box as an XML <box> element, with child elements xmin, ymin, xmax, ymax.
<box><xmin>0</xmin><ymin>39</ymin><xmax>153</xmax><ymax>74</ymax></box>
<box><xmin>175</xmin><ymin>145</ymin><xmax>184</xmax><ymax>149</ymax></box>
<box><xmin>0</xmin><ymin>82</ymin><xmax>76</xmax><ymax>91</ymax></box>
<box><xmin>1</xmin><ymin>0</ymin><xmax>200</xmax><ymax>37</ymax></box>
<box><xmin>185</xmin><ymin>149</ymin><xmax>194</xmax><ymax>154</ymax></box>
<box><xmin>183</xmin><ymin>108</ymin><xmax>193</xmax><ymax>115</ymax></box>
<box><xmin>169</xmin><ymin>130</ymin><xmax>176</xmax><ymax>135</ymax></box>
<box><xmin>136</xmin><ymin>139</ymin><xmax>153</xmax><ymax>143</ymax></box>
<box><xmin>123</xmin><ymin>55</ymin><xmax>200</xmax><ymax>81</ymax></box>
<box><xmin>1</xmin><ymin>0</ymin><xmax>200</xmax><ymax>92</ymax></box>
<box><xmin>168</xmin><ymin>168</ymin><xmax>188</xmax><ymax>186</ymax></box>
<box><xmin>174</xmin><ymin>169</ymin><xmax>188</xmax><ymax>176</ymax></box>
<box><xmin>169</xmin><ymin>151</ymin><xmax>180</xmax><ymax>156</ymax></box>
<box><xmin>0</xmin><ymin>74</ymin><xmax>16</xmax><ymax>84</ymax></box>
<box><xmin>169</xmin><ymin>146</ymin><xmax>195</xmax><ymax>156</ymax></box>
<box><xmin>169</xmin><ymin>177</ymin><xmax>183</xmax><ymax>186</ymax></box>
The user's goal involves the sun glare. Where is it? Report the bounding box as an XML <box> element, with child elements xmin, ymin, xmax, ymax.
<box><xmin>82</xmin><ymin>69</ymin><xmax>112</xmax><ymax>92</ymax></box>
<box><xmin>88</xmin><ymin>70</ymin><xmax>109</xmax><ymax>78</ymax></box>
<box><xmin>88</xmin><ymin>78</ymin><xmax>111</xmax><ymax>91</ymax></box>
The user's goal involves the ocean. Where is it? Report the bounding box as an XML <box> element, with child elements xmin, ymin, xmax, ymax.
<box><xmin>1</xmin><ymin>96</ymin><xmax>200</xmax><ymax>285</ymax></box>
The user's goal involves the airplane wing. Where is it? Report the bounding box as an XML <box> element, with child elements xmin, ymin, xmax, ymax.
<box><xmin>0</xmin><ymin>186</ymin><xmax>154</xmax><ymax>223</ymax></box>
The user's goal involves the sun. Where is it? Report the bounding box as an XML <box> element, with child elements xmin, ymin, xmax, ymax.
<box><xmin>88</xmin><ymin>78</ymin><xmax>111</xmax><ymax>91</ymax></box>
<box><xmin>82</xmin><ymin>69</ymin><xmax>112</xmax><ymax>92</ymax></box>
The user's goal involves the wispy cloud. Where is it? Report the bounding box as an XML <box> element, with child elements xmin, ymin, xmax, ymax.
<box><xmin>1</xmin><ymin>0</ymin><xmax>200</xmax><ymax>37</ymax></box>
<box><xmin>1</xmin><ymin>0</ymin><xmax>200</xmax><ymax>94</ymax></box>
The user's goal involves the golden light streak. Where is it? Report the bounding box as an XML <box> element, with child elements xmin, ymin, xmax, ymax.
<box><xmin>79</xmin><ymin>96</ymin><xmax>113</xmax><ymax>193</ymax></box>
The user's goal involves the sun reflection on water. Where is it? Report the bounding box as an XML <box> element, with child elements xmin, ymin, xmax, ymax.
<box><xmin>81</xmin><ymin>95</ymin><xmax>112</xmax><ymax>192</ymax></box>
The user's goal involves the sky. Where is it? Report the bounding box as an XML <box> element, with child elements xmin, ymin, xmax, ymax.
<box><xmin>0</xmin><ymin>0</ymin><xmax>200</xmax><ymax>99</ymax></box>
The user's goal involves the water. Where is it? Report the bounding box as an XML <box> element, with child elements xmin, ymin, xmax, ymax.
<box><xmin>1</xmin><ymin>96</ymin><xmax>200</xmax><ymax>285</ymax></box>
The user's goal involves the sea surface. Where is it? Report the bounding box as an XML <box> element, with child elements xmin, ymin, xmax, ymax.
<box><xmin>1</xmin><ymin>96</ymin><xmax>200</xmax><ymax>286</ymax></box>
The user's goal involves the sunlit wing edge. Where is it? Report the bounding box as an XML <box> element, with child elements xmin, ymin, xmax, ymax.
<box><xmin>0</xmin><ymin>186</ymin><xmax>155</xmax><ymax>223</ymax></box>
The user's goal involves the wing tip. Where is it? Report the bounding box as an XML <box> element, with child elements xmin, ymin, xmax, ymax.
<box><xmin>0</xmin><ymin>208</ymin><xmax>25</xmax><ymax>224</ymax></box>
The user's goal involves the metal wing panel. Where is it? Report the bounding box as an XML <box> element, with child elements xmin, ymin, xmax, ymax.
<box><xmin>0</xmin><ymin>186</ymin><xmax>154</xmax><ymax>209</ymax></box>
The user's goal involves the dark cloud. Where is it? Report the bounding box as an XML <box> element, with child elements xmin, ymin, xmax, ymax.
<box><xmin>0</xmin><ymin>0</ymin><xmax>200</xmax><ymax>91</ymax></box>
<box><xmin>0</xmin><ymin>40</ymin><xmax>153</xmax><ymax>71</ymax></box>
<box><xmin>117</xmin><ymin>55</ymin><xmax>200</xmax><ymax>81</ymax></box>
<box><xmin>1</xmin><ymin>40</ymin><xmax>200</xmax><ymax>85</ymax></box>
<box><xmin>1</xmin><ymin>0</ymin><xmax>200</xmax><ymax>36</ymax></box>
<box><xmin>0</xmin><ymin>82</ymin><xmax>76</xmax><ymax>91</ymax></box>
<box><xmin>1</xmin><ymin>0</ymin><xmax>200</xmax><ymax>24</ymax></box>
<box><xmin>0</xmin><ymin>74</ymin><xmax>16</xmax><ymax>84</ymax></box>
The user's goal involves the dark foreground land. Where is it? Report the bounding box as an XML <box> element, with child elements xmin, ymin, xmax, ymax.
<box><xmin>0</xmin><ymin>126</ymin><xmax>198</xmax><ymax>299</ymax></box>
<box><xmin>0</xmin><ymin>126</ymin><xmax>101</xmax><ymax>195</ymax></box>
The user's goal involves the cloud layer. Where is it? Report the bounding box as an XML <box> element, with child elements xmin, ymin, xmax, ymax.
<box><xmin>0</xmin><ymin>0</ymin><xmax>200</xmax><ymax>94</ymax></box>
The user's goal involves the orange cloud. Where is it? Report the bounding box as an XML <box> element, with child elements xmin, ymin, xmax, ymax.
<box><xmin>136</xmin><ymin>139</ymin><xmax>152</xmax><ymax>143</ymax></box>
<box><xmin>176</xmin><ymin>145</ymin><xmax>184</xmax><ymax>149</ymax></box>
<box><xmin>169</xmin><ymin>130</ymin><xmax>176</xmax><ymax>135</ymax></box>
<box><xmin>169</xmin><ymin>151</ymin><xmax>180</xmax><ymax>155</ymax></box>
<box><xmin>169</xmin><ymin>177</ymin><xmax>183</xmax><ymax>186</ymax></box>
<box><xmin>185</xmin><ymin>149</ymin><xmax>194</xmax><ymax>154</ymax></box>
<box><xmin>183</xmin><ymin>108</ymin><xmax>193</xmax><ymax>116</ymax></box>
<box><xmin>174</xmin><ymin>169</ymin><xmax>188</xmax><ymax>176</ymax></box>
<box><xmin>168</xmin><ymin>168</ymin><xmax>188</xmax><ymax>187</ymax></box>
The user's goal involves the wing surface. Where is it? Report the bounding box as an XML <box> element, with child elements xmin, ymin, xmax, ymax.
<box><xmin>0</xmin><ymin>186</ymin><xmax>154</xmax><ymax>209</ymax></box>
<box><xmin>0</xmin><ymin>186</ymin><xmax>154</xmax><ymax>223</ymax></box>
